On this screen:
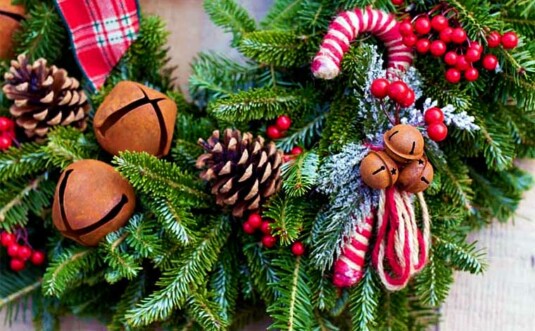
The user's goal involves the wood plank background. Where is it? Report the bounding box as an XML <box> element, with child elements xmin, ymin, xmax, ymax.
<box><xmin>3</xmin><ymin>1</ymin><xmax>534</xmax><ymax>330</ymax></box>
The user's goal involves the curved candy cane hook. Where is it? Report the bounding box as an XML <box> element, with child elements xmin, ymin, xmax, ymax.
<box><xmin>311</xmin><ymin>7</ymin><xmax>414</xmax><ymax>80</ymax></box>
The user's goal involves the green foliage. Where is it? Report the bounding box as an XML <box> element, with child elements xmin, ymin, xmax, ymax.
<box><xmin>261</xmin><ymin>0</ymin><xmax>304</xmax><ymax>29</ymax></box>
<box><xmin>414</xmin><ymin>251</ymin><xmax>454</xmax><ymax>307</ymax></box>
<box><xmin>42</xmin><ymin>127</ymin><xmax>99</xmax><ymax>169</ymax></box>
<box><xmin>0</xmin><ymin>269</ymin><xmax>41</xmax><ymax>322</ymax></box>
<box><xmin>208</xmin><ymin>87</ymin><xmax>315</xmax><ymax>123</ymax></box>
<box><xmin>203</xmin><ymin>0</ymin><xmax>256</xmax><ymax>46</ymax></box>
<box><xmin>125</xmin><ymin>220</ymin><xmax>231</xmax><ymax>327</ymax></box>
<box><xmin>349</xmin><ymin>268</ymin><xmax>380</xmax><ymax>331</ymax></box>
<box><xmin>281</xmin><ymin>151</ymin><xmax>319</xmax><ymax>197</ymax></box>
<box><xmin>267</xmin><ymin>255</ymin><xmax>313</xmax><ymax>331</ymax></box>
<box><xmin>263</xmin><ymin>194</ymin><xmax>307</xmax><ymax>246</ymax></box>
<box><xmin>14</xmin><ymin>2</ymin><xmax>67</xmax><ymax>63</ymax></box>
<box><xmin>0</xmin><ymin>143</ymin><xmax>47</xmax><ymax>181</ymax></box>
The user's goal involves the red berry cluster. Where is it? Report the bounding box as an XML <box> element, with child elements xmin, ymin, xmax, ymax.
<box><xmin>399</xmin><ymin>15</ymin><xmax>519</xmax><ymax>84</ymax></box>
<box><xmin>424</xmin><ymin>107</ymin><xmax>448</xmax><ymax>142</ymax></box>
<box><xmin>0</xmin><ymin>117</ymin><xmax>16</xmax><ymax>151</ymax></box>
<box><xmin>242</xmin><ymin>213</ymin><xmax>305</xmax><ymax>256</ymax></box>
<box><xmin>370</xmin><ymin>78</ymin><xmax>416</xmax><ymax>108</ymax></box>
<box><xmin>266</xmin><ymin>115</ymin><xmax>292</xmax><ymax>140</ymax></box>
<box><xmin>1</xmin><ymin>231</ymin><xmax>45</xmax><ymax>272</ymax></box>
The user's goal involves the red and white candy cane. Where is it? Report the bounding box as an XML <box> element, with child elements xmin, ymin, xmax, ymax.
<box><xmin>332</xmin><ymin>215</ymin><xmax>374</xmax><ymax>288</ymax></box>
<box><xmin>372</xmin><ymin>186</ymin><xmax>430</xmax><ymax>291</ymax></box>
<box><xmin>311</xmin><ymin>7</ymin><xmax>413</xmax><ymax>80</ymax></box>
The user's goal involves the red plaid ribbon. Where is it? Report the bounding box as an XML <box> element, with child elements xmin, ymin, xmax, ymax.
<box><xmin>56</xmin><ymin>0</ymin><xmax>140</xmax><ymax>90</ymax></box>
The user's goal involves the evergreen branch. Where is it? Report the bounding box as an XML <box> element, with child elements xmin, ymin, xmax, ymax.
<box><xmin>242</xmin><ymin>241</ymin><xmax>279</xmax><ymax>303</ymax></box>
<box><xmin>434</xmin><ymin>235</ymin><xmax>487</xmax><ymax>274</ymax></box>
<box><xmin>42</xmin><ymin>248</ymin><xmax>99</xmax><ymax>297</ymax></box>
<box><xmin>209</xmin><ymin>248</ymin><xmax>239</xmax><ymax>324</ymax></box>
<box><xmin>203</xmin><ymin>0</ymin><xmax>256</xmax><ymax>46</ymax></box>
<box><xmin>263</xmin><ymin>194</ymin><xmax>306</xmax><ymax>246</ymax></box>
<box><xmin>101</xmin><ymin>229</ymin><xmax>141</xmax><ymax>284</ymax></box>
<box><xmin>414</xmin><ymin>251</ymin><xmax>454</xmax><ymax>307</ymax></box>
<box><xmin>276</xmin><ymin>112</ymin><xmax>325</xmax><ymax>152</ymax></box>
<box><xmin>282</xmin><ymin>151</ymin><xmax>319</xmax><ymax>197</ymax></box>
<box><xmin>208</xmin><ymin>87</ymin><xmax>314</xmax><ymax>122</ymax></box>
<box><xmin>261</xmin><ymin>0</ymin><xmax>304</xmax><ymax>29</ymax></box>
<box><xmin>267</xmin><ymin>256</ymin><xmax>313</xmax><ymax>331</ymax></box>
<box><xmin>108</xmin><ymin>274</ymin><xmax>147</xmax><ymax>331</ymax></box>
<box><xmin>239</xmin><ymin>30</ymin><xmax>313</xmax><ymax>67</ymax></box>
<box><xmin>349</xmin><ymin>268</ymin><xmax>380</xmax><ymax>331</ymax></box>
<box><xmin>125</xmin><ymin>220</ymin><xmax>231</xmax><ymax>327</ymax></box>
<box><xmin>42</xmin><ymin>127</ymin><xmax>99</xmax><ymax>169</ymax></box>
<box><xmin>187</xmin><ymin>290</ymin><xmax>228</xmax><ymax>331</ymax></box>
<box><xmin>0</xmin><ymin>281</ymin><xmax>41</xmax><ymax>309</ymax></box>
<box><xmin>114</xmin><ymin>151</ymin><xmax>210</xmax><ymax>202</ymax></box>
<box><xmin>14</xmin><ymin>2</ymin><xmax>67</xmax><ymax>62</ymax></box>
<box><xmin>124</xmin><ymin>214</ymin><xmax>163</xmax><ymax>259</ymax></box>
<box><xmin>146</xmin><ymin>197</ymin><xmax>200</xmax><ymax>245</ymax></box>
<box><xmin>0</xmin><ymin>177</ymin><xmax>41</xmax><ymax>224</ymax></box>
<box><xmin>0</xmin><ymin>143</ymin><xmax>48</xmax><ymax>181</ymax></box>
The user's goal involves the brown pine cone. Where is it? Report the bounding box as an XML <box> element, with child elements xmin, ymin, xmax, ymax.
<box><xmin>2</xmin><ymin>54</ymin><xmax>90</xmax><ymax>138</ymax></box>
<box><xmin>196</xmin><ymin>129</ymin><xmax>283</xmax><ymax>217</ymax></box>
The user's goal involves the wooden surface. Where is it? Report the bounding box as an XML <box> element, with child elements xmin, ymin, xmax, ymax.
<box><xmin>3</xmin><ymin>1</ymin><xmax>535</xmax><ymax>330</ymax></box>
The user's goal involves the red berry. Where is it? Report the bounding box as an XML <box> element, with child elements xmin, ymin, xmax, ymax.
<box><xmin>388</xmin><ymin>81</ymin><xmax>409</xmax><ymax>103</ymax></box>
<box><xmin>276</xmin><ymin>115</ymin><xmax>292</xmax><ymax>131</ymax></box>
<box><xmin>487</xmin><ymin>31</ymin><xmax>501</xmax><ymax>48</ymax></box>
<box><xmin>451</xmin><ymin>28</ymin><xmax>467</xmax><ymax>44</ymax></box>
<box><xmin>465</xmin><ymin>48</ymin><xmax>481</xmax><ymax>62</ymax></box>
<box><xmin>402</xmin><ymin>34</ymin><xmax>418</xmax><ymax>47</ymax></box>
<box><xmin>445</xmin><ymin>68</ymin><xmax>461</xmax><ymax>83</ymax></box>
<box><xmin>464</xmin><ymin>68</ymin><xmax>479</xmax><ymax>81</ymax></box>
<box><xmin>391</xmin><ymin>0</ymin><xmax>404</xmax><ymax>5</ymax></box>
<box><xmin>444</xmin><ymin>51</ymin><xmax>458</xmax><ymax>66</ymax></box>
<box><xmin>482</xmin><ymin>54</ymin><xmax>498</xmax><ymax>71</ymax></box>
<box><xmin>242</xmin><ymin>221</ymin><xmax>256</xmax><ymax>235</ymax></box>
<box><xmin>370</xmin><ymin>78</ymin><xmax>390</xmax><ymax>99</ymax></box>
<box><xmin>424</xmin><ymin>107</ymin><xmax>445</xmax><ymax>124</ymax></box>
<box><xmin>283</xmin><ymin>155</ymin><xmax>293</xmax><ymax>163</ymax></box>
<box><xmin>0</xmin><ymin>135</ymin><xmax>12</xmax><ymax>151</ymax></box>
<box><xmin>10</xmin><ymin>258</ymin><xmax>25</xmax><ymax>272</ymax></box>
<box><xmin>439</xmin><ymin>27</ymin><xmax>453</xmax><ymax>43</ymax></box>
<box><xmin>30</xmin><ymin>250</ymin><xmax>46</xmax><ymax>266</ymax></box>
<box><xmin>260</xmin><ymin>221</ymin><xmax>271</xmax><ymax>234</ymax></box>
<box><xmin>427</xmin><ymin>122</ymin><xmax>448</xmax><ymax>142</ymax></box>
<box><xmin>429</xmin><ymin>40</ymin><xmax>447</xmax><ymax>57</ymax></box>
<box><xmin>414</xmin><ymin>17</ymin><xmax>431</xmax><ymax>35</ymax></box>
<box><xmin>266</xmin><ymin>125</ymin><xmax>282</xmax><ymax>140</ymax></box>
<box><xmin>469</xmin><ymin>42</ymin><xmax>483</xmax><ymax>52</ymax></box>
<box><xmin>398</xmin><ymin>22</ymin><xmax>413</xmax><ymax>37</ymax></box>
<box><xmin>291</xmin><ymin>242</ymin><xmax>305</xmax><ymax>256</ymax></box>
<box><xmin>0</xmin><ymin>117</ymin><xmax>14</xmax><ymax>132</ymax></box>
<box><xmin>399</xmin><ymin>88</ymin><xmax>415</xmax><ymax>108</ymax></box>
<box><xmin>7</xmin><ymin>243</ymin><xmax>20</xmax><ymax>257</ymax></box>
<box><xmin>247</xmin><ymin>213</ymin><xmax>263</xmax><ymax>229</ymax></box>
<box><xmin>455</xmin><ymin>55</ymin><xmax>470</xmax><ymax>71</ymax></box>
<box><xmin>415</xmin><ymin>38</ymin><xmax>430</xmax><ymax>54</ymax></box>
<box><xmin>18</xmin><ymin>246</ymin><xmax>32</xmax><ymax>260</ymax></box>
<box><xmin>1</xmin><ymin>232</ymin><xmax>15</xmax><ymax>247</ymax></box>
<box><xmin>501</xmin><ymin>31</ymin><xmax>519</xmax><ymax>49</ymax></box>
<box><xmin>291</xmin><ymin>146</ymin><xmax>303</xmax><ymax>155</ymax></box>
<box><xmin>431</xmin><ymin>15</ymin><xmax>449</xmax><ymax>31</ymax></box>
<box><xmin>262</xmin><ymin>234</ymin><xmax>277</xmax><ymax>248</ymax></box>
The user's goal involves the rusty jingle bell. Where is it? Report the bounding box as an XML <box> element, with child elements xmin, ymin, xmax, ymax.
<box><xmin>360</xmin><ymin>151</ymin><xmax>399</xmax><ymax>189</ymax></box>
<box><xmin>0</xmin><ymin>0</ymin><xmax>25</xmax><ymax>59</ymax></box>
<box><xmin>383</xmin><ymin>124</ymin><xmax>424</xmax><ymax>163</ymax></box>
<box><xmin>52</xmin><ymin>159</ymin><xmax>136</xmax><ymax>246</ymax></box>
<box><xmin>93</xmin><ymin>81</ymin><xmax>177</xmax><ymax>157</ymax></box>
<box><xmin>397</xmin><ymin>157</ymin><xmax>434</xmax><ymax>193</ymax></box>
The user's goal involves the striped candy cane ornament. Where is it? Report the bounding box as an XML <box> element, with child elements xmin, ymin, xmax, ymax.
<box><xmin>311</xmin><ymin>7</ymin><xmax>414</xmax><ymax>80</ymax></box>
<box><xmin>332</xmin><ymin>215</ymin><xmax>375</xmax><ymax>288</ymax></box>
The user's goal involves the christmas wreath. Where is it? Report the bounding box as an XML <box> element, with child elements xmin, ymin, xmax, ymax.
<box><xmin>0</xmin><ymin>0</ymin><xmax>533</xmax><ymax>330</ymax></box>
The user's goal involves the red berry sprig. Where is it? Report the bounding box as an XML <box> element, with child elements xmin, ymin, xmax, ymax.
<box><xmin>291</xmin><ymin>241</ymin><xmax>305</xmax><ymax>256</ymax></box>
<box><xmin>267</xmin><ymin>115</ymin><xmax>292</xmax><ymax>140</ymax></box>
<box><xmin>1</xmin><ymin>230</ymin><xmax>46</xmax><ymax>272</ymax></box>
<box><xmin>241</xmin><ymin>213</ymin><xmax>279</xmax><ymax>249</ymax></box>
<box><xmin>371</xmin><ymin>79</ymin><xmax>416</xmax><ymax>108</ymax></box>
<box><xmin>0</xmin><ymin>117</ymin><xmax>16</xmax><ymax>151</ymax></box>
<box><xmin>424</xmin><ymin>107</ymin><xmax>448</xmax><ymax>142</ymax></box>
<box><xmin>400</xmin><ymin>11</ymin><xmax>519</xmax><ymax>84</ymax></box>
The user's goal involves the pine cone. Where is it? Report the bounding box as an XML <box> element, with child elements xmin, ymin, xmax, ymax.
<box><xmin>2</xmin><ymin>54</ymin><xmax>90</xmax><ymax>138</ymax></box>
<box><xmin>196</xmin><ymin>129</ymin><xmax>283</xmax><ymax>217</ymax></box>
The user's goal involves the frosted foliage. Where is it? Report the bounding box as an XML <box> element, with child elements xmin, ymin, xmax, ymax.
<box><xmin>422</xmin><ymin>98</ymin><xmax>479</xmax><ymax>132</ymax></box>
<box><xmin>313</xmin><ymin>143</ymin><xmax>379</xmax><ymax>270</ymax></box>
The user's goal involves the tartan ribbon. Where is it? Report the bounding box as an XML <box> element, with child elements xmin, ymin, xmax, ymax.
<box><xmin>55</xmin><ymin>0</ymin><xmax>140</xmax><ymax>90</ymax></box>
